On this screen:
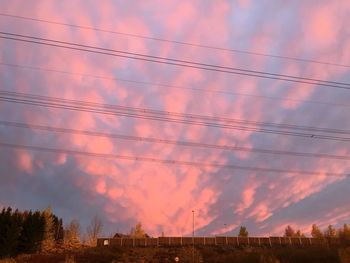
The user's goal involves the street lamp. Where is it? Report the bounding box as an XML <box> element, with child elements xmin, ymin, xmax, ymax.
<box><xmin>192</xmin><ymin>210</ymin><xmax>195</xmax><ymax>263</ymax></box>
<box><xmin>192</xmin><ymin>210</ymin><xmax>195</xmax><ymax>238</ymax></box>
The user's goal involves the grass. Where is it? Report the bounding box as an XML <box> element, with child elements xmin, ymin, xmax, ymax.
<box><xmin>199</xmin><ymin>246</ymin><xmax>342</xmax><ymax>263</ymax></box>
<box><xmin>1</xmin><ymin>246</ymin><xmax>349</xmax><ymax>263</ymax></box>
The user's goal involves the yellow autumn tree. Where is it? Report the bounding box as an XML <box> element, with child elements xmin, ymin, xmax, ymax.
<box><xmin>129</xmin><ymin>223</ymin><xmax>147</xmax><ymax>238</ymax></box>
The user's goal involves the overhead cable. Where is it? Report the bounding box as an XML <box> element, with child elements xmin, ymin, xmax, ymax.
<box><xmin>1</xmin><ymin>62</ymin><xmax>350</xmax><ymax>108</ymax></box>
<box><xmin>1</xmin><ymin>91</ymin><xmax>350</xmax><ymax>141</ymax></box>
<box><xmin>1</xmin><ymin>31</ymin><xmax>350</xmax><ymax>90</ymax></box>
<box><xmin>0</xmin><ymin>12</ymin><xmax>349</xmax><ymax>68</ymax></box>
<box><xmin>1</xmin><ymin>120</ymin><xmax>349</xmax><ymax>160</ymax></box>
<box><xmin>0</xmin><ymin>142</ymin><xmax>348</xmax><ymax>177</ymax></box>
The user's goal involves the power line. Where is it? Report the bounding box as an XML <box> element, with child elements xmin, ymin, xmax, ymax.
<box><xmin>1</xmin><ymin>91</ymin><xmax>350</xmax><ymax>141</ymax></box>
<box><xmin>1</xmin><ymin>120</ymin><xmax>349</xmax><ymax>160</ymax></box>
<box><xmin>0</xmin><ymin>12</ymin><xmax>349</xmax><ymax>69</ymax></box>
<box><xmin>0</xmin><ymin>141</ymin><xmax>348</xmax><ymax>177</ymax></box>
<box><xmin>2</xmin><ymin>61</ymin><xmax>350</xmax><ymax>109</ymax></box>
<box><xmin>2</xmin><ymin>90</ymin><xmax>350</xmax><ymax>135</ymax></box>
<box><xmin>1</xmin><ymin>32</ymin><xmax>350</xmax><ymax>90</ymax></box>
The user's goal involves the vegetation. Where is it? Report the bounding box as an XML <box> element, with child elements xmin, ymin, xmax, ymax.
<box><xmin>64</xmin><ymin>219</ymin><xmax>81</xmax><ymax>248</ymax></box>
<box><xmin>0</xmin><ymin>207</ymin><xmax>103</xmax><ymax>259</ymax></box>
<box><xmin>284</xmin><ymin>225</ymin><xmax>305</xmax><ymax>237</ymax></box>
<box><xmin>0</xmin><ymin>207</ymin><xmax>63</xmax><ymax>258</ymax></box>
<box><xmin>1</xmin><ymin>206</ymin><xmax>350</xmax><ymax>262</ymax></box>
<box><xmin>199</xmin><ymin>246</ymin><xmax>343</xmax><ymax>263</ymax></box>
<box><xmin>1</xmin><ymin>246</ymin><xmax>349</xmax><ymax>263</ymax></box>
<box><xmin>311</xmin><ymin>224</ymin><xmax>323</xmax><ymax>238</ymax></box>
<box><xmin>129</xmin><ymin>222</ymin><xmax>149</xmax><ymax>238</ymax></box>
<box><xmin>238</xmin><ymin>226</ymin><xmax>249</xmax><ymax>237</ymax></box>
<box><xmin>86</xmin><ymin>215</ymin><xmax>102</xmax><ymax>246</ymax></box>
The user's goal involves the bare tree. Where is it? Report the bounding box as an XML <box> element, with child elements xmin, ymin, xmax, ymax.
<box><xmin>86</xmin><ymin>215</ymin><xmax>103</xmax><ymax>246</ymax></box>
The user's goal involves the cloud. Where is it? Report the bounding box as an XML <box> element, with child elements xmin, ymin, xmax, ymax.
<box><xmin>0</xmin><ymin>0</ymin><xmax>350</xmax><ymax>237</ymax></box>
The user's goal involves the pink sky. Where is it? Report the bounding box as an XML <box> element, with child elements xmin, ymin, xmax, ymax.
<box><xmin>0</xmin><ymin>0</ymin><xmax>350</xmax><ymax>237</ymax></box>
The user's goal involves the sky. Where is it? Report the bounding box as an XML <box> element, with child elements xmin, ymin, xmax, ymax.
<box><xmin>0</xmin><ymin>0</ymin><xmax>350</xmax><ymax>237</ymax></box>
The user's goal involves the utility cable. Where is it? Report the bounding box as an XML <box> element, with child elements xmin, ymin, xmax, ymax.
<box><xmin>1</xmin><ymin>120</ymin><xmax>349</xmax><ymax>160</ymax></box>
<box><xmin>1</xmin><ymin>90</ymin><xmax>350</xmax><ymax>136</ymax></box>
<box><xmin>1</xmin><ymin>61</ymin><xmax>350</xmax><ymax>109</ymax></box>
<box><xmin>1</xmin><ymin>32</ymin><xmax>350</xmax><ymax>90</ymax></box>
<box><xmin>0</xmin><ymin>12</ymin><xmax>349</xmax><ymax>68</ymax></box>
<box><xmin>0</xmin><ymin>142</ymin><xmax>348</xmax><ymax>177</ymax></box>
<box><xmin>1</xmin><ymin>92</ymin><xmax>350</xmax><ymax>142</ymax></box>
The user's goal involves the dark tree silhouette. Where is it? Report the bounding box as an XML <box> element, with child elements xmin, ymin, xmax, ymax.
<box><xmin>0</xmin><ymin>207</ymin><xmax>63</xmax><ymax>258</ymax></box>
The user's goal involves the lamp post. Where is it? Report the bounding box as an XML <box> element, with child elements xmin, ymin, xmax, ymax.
<box><xmin>192</xmin><ymin>210</ymin><xmax>195</xmax><ymax>263</ymax></box>
<box><xmin>192</xmin><ymin>210</ymin><xmax>195</xmax><ymax>239</ymax></box>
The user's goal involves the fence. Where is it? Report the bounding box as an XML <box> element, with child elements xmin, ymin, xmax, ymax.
<box><xmin>97</xmin><ymin>236</ymin><xmax>342</xmax><ymax>248</ymax></box>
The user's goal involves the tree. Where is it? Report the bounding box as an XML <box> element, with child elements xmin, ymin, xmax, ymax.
<box><xmin>86</xmin><ymin>215</ymin><xmax>103</xmax><ymax>246</ymax></box>
<box><xmin>295</xmin><ymin>230</ymin><xmax>305</xmax><ymax>237</ymax></box>
<box><xmin>0</xmin><ymin>207</ymin><xmax>62</xmax><ymax>258</ymax></box>
<box><xmin>52</xmin><ymin>216</ymin><xmax>64</xmax><ymax>244</ymax></box>
<box><xmin>64</xmin><ymin>219</ymin><xmax>81</xmax><ymax>248</ymax></box>
<box><xmin>18</xmin><ymin>211</ymin><xmax>45</xmax><ymax>253</ymax></box>
<box><xmin>41</xmin><ymin>207</ymin><xmax>55</xmax><ymax>252</ymax></box>
<box><xmin>238</xmin><ymin>226</ymin><xmax>248</xmax><ymax>237</ymax></box>
<box><xmin>129</xmin><ymin>223</ymin><xmax>147</xmax><ymax>238</ymax></box>
<box><xmin>0</xmin><ymin>208</ymin><xmax>23</xmax><ymax>257</ymax></box>
<box><xmin>324</xmin><ymin>225</ymin><xmax>337</xmax><ymax>238</ymax></box>
<box><xmin>343</xmin><ymin>224</ymin><xmax>350</xmax><ymax>239</ymax></box>
<box><xmin>284</xmin><ymin>225</ymin><xmax>295</xmax><ymax>237</ymax></box>
<box><xmin>338</xmin><ymin>224</ymin><xmax>350</xmax><ymax>242</ymax></box>
<box><xmin>311</xmin><ymin>224</ymin><xmax>324</xmax><ymax>239</ymax></box>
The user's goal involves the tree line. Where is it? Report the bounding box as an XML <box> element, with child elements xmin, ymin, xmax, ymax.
<box><xmin>284</xmin><ymin>224</ymin><xmax>350</xmax><ymax>240</ymax></box>
<box><xmin>236</xmin><ymin>224</ymin><xmax>350</xmax><ymax>241</ymax></box>
<box><xmin>0</xmin><ymin>207</ymin><xmax>102</xmax><ymax>259</ymax></box>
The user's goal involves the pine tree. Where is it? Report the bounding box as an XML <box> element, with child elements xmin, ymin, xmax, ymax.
<box><xmin>52</xmin><ymin>216</ymin><xmax>64</xmax><ymax>244</ymax></box>
<box><xmin>18</xmin><ymin>210</ymin><xmax>45</xmax><ymax>253</ymax></box>
<box><xmin>0</xmin><ymin>208</ymin><xmax>23</xmax><ymax>257</ymax></box>
<box><xmin>0</xmin><ymin>207</ymin><xmax>61</xmax><ymax>257</ymax></box>
<box><xmin>41</xmin><ymin>207</ymin><xmax>55</xmax><ymax>252</ymax></box>
<box><xmin>0</xmin><ymin>207</ymin><xmax>9</xmax><ymax>257</ymax></box>
<box><xmin>64</xmin><ymin>219</ymin><xmax>81</xmax><ymax>248</ymax></box>
<box><xmin>18</xmin><ymin>211</ymin><xmax>33</xmax><ymax>253</ymax></box>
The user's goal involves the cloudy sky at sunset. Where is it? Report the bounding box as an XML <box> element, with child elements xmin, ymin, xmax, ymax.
<box><xmin>1</xmin><ymin>0</ymin><xmax>350</xmax><ymax>237</ymax></box>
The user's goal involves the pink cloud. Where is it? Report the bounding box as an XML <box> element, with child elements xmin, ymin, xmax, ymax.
<box><xmin>16</xmin><ymin>150</ymin><xmax>33</xmax><ymax>174</ymax></box>
<box><xmin>235</xmin><ymin>180</ymin><xmax>260</xmax><ymax>214</ymax></box>
<box><xmin>248</xmin><ymin>202</ymin><xmax>273</xmax><ymax>222</ymax></box>
<box><xmin>1</xmin><ymin>0</ymin><xmax>350</xmax><ymax>237</ymax></box>
<box><xmin>302</xmin><ymin>3</ymin><xmax>339</xmax><ymax>50</ymax></box>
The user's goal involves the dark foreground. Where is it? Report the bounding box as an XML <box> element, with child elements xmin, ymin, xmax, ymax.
<box><xmin>1</xmin><ymin>246</ymin><xmax>350</xmax><ymax>263</ymax></box>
